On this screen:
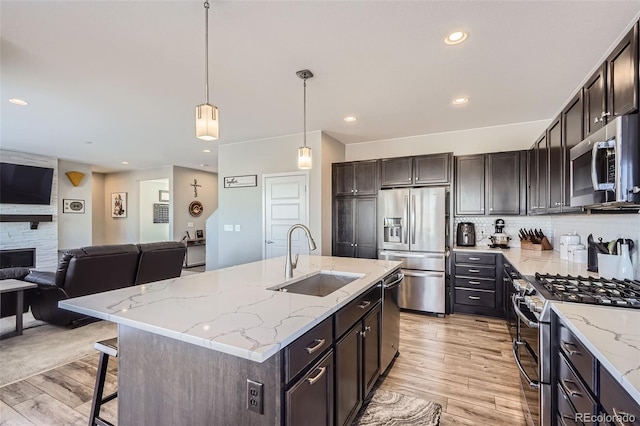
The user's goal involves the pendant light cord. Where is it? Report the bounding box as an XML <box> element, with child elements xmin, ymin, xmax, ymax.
<box><xmin>303</xmin><ymin>78</ymin><xmax>307</xmax><ymax>148</ymax></box>
<box><xmin>204</xmin><ymin>1</ymin><xmax>210</xmax><ymax>104</ymax></box>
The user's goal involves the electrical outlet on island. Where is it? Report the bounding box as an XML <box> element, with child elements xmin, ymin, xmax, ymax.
<box><xmin>246</xmin><ymin>379</ymin><xmax>263</xmax><ymax>414</ymax></box>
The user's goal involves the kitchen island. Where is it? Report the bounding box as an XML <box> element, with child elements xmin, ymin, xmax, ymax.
<box><xmin>60</xmin><ymin>255</ymin><xmax>402</xmax><ymax>425</ymax></box>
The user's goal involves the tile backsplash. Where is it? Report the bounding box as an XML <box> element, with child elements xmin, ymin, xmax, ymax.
<box><xmin>454</xmin><ymin>214</ymin><xmax>640</xmax><ymax>278</ymax></box>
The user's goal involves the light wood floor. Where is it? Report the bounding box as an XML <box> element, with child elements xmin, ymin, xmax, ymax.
<box><xmin>0</xmin><ymin>312</ymin><xmax>527</xmax><ymax>425</ymax></box>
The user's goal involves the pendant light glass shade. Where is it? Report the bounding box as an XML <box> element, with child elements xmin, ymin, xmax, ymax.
<box><xmin>298</xmin><ymin>146</ymin><xmax>312</xmax><ymax>169</ymax></box>
<box><xmin>196</xmin><ymin>103</ymin><xmax>219</xmax><ymax>141</ymax></box>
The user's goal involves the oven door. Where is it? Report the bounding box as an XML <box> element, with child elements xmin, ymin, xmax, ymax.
<box><xmin>512</xmin><ymin>295</ymin><xmax>540</xmax><ymax>426</ymax></box>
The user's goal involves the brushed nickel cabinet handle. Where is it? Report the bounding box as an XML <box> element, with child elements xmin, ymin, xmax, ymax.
<box><xmin>364</xmin><ymin>326</ymin><xmax>371</xmax><ymax>332</ymax></box>
<box><xmin>561</xmin><ymin>341</ymin><xmax>580</xmax><ymax>356</ymax></box>
<box><xmin>306</xmin><ymin>367</ymin><xmax>326</xmax><ymax>385</ymax></box>
<box><xmin>305</xmin><ymin>338</ymin><xmax>325</xmax><ymax>354</ymax></box>
<box><xmin>469</xmin><ymin>281</ymin><xmax>481</xmax><ymax>285</ymax></box>
<box><xmin>468</xmin><ymin>296</ymin><xmax>481</xmax><ymax>300</ymax></box>
<box><xmin>612</xmin><ymin>407</ymin><xmax>631</xmax><ymax>426</ymax></box>
<box><xmin>560</xmin><ymin>378</ymin><xmax>581</xmax><ymax>398</ymax></box>
<box><xmin>468</xmin><ymin>269</ymin><xmax>480</xmax><ymax>273</ymax></box>
<box><xmin>469</xmin><ymin>257</ymin><xmax>481</xmax><ymax>261</ymax></box>
<box><xmin>358</xmin><ymin>300</ymin><xmax>371</xmax><ymax>309</ymax></box>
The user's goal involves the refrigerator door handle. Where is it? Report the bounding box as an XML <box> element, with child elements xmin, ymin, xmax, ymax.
<box><xmin>378</xmin><ymin>251</ymin><xmax>444</xmax><ymax>259</ymax></box>
<box><xmin>403</xmin><ymin>195</ymin><xmax>409</xmax><ymax>244</ymax></box>
<box><xmin>411</xmin><ymin>195</ymin><xmax>416</xmax><ymax>244</ymax></box>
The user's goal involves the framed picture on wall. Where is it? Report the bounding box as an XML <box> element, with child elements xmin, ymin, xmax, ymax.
<box><xmin>62</xmin><ymin>199</ymin><xmax>85</xmax><ymax>213</ymax></box>
<box><xmin>111</xmin><ymin>192</ymin><xmax>127</xmax><ymax>218</ymax></box>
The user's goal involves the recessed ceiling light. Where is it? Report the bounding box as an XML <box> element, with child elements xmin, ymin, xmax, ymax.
<box><xmin>344</xmin><ymin>116</ymin><xmax>357</xmax><ymax>122</ymax></box>
<box><xmin>84</xmin><ymin>141</ymin><xmax>93</xmax><ymax>145</ymax></box>
<box><xmin>452</xmin><ymin>97</ymin><xmax>469</xmax><ymax>105</ymax></box>
<box><xmin>8</xmin><ymin>98</ymin><xmax>28</xmax><ymax>106</ymax></box>
<box><xmin>121</xmin><ymin>161</ymin><xmax>129</xmax><ymax>165</ymax></box>
<box><xmin>202</xmin><ymin>149</ymin><xmax>212</xmax><ymax>153</ymax></box>
<box><xmin>444</xmin><ymin>31</ymin><xmax>469</xmax><ymax>45</ymax></box>
<box><xmin>200</xmin><ymin>163</ymin><xmax>210</xmax><ymax>167</ymax></box>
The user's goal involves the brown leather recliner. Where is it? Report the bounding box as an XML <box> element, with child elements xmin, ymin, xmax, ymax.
<box><xmin>135</xmin><ymin>241</ymin><xmax>186</xmax><ymax>285</ymax></box>
<box><xmin>26</xmin><ymin>244</ymin><xmax>141</xmax><ymax>326</ymax></box>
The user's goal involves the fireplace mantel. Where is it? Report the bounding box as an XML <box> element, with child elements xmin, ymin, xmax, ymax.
<box><xmin>0</xmin><ymin>214</ymin><xmax>54</xmax><ymax>230</ymax></box>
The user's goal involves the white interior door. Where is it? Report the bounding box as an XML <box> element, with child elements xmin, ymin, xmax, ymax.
<box><xmin>264</xmin><ymin>173</ymin><xmax>308</xmax><ymax>259</ymax></box>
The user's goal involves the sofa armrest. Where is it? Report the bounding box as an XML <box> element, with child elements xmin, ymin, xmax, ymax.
<box><xmin>24</xmin><ymin>271</ymin><xmax>57</xmax><ymax>287</ymax></box>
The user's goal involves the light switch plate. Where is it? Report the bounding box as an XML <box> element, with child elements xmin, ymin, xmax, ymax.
<box><xmin>187</xmin><ymin>222</ymin><xmax>194</xmax><ymax>228</ymax></box>
<box><xmin>224</xmin><ymin>224</ymin><xmax>233</xmax><ymax>232</ymax></box>
<box><xmin>234</xmin><ymin>225</ymin><xmax>241</xmax><ymax>232</ymax></box>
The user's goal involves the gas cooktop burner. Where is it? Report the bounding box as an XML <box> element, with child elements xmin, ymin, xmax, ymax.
<box><xmin>534</xmin><ymin>273</ymin><xmax>640</xmax><ymax>308</ymax></box>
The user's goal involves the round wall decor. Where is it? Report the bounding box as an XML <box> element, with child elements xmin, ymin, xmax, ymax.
<box><xmin>188</xmin><ymin>201</ymin><xmax>203</xmax><ymax>217</ymax></box>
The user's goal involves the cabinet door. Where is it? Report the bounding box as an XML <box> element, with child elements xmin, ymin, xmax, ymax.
<box><xmin>607</xmin><ymin>22</ymin><xmax>638</xmax><ymax>117</ymax></box>
<box><xmin>487</xmin><ymin>152</ymin><xmax>521</xmax><ymax>215</ymax></box>
<box><xmin>455</xmin><ymin>155</ymin><xmax>485</xmax><ymax>216</ymax></box>
<box><xmin>333</xmin><ymin>198</ymin><xmax>355</xmax><ymax>257</ymax></box>
<box><xmin>414</xmin><ymin>153</ymin><xmax>451</xmax><ymax>185</ymax></box>
<box><xmin>535</xmin><ymin>134</ymin><xmax>548</xmax><ymax>215</ymax></box>
<box><xmin>561</xmin><ymin>90</ymin><xmax>584</xmax><ymax>213</ymax></box>
<box><xmin>528</xmin><ymin>147</ymin><xmax>537</xmax><ymax>214</ymax></box>
<box><xmin>584</xmin><ymin>64</ymin><xmax>607</xmax><ymax>136</ymax></box>
<box><xmin>547</xmin><ymin>116</ymin><xmax>563</xmax><ymax>213</ymax></box>
<box><xmin>335</xmin><ymin>325</ymin><xmax>362</xmax><ymax>426</ymax></box>
<box><xmin>285</xmin><ymin>351</ymin><xmax>334</xmax><ymax>426</ymax></box>
<box><xmin>362</xmin><ymin>303</ymin><xmax>381</xmax><ymax>397</ymax></box>
<box><xmin>380</xmin><ymin>157</ymin><xmax>413</xmax><ymax>187</ymax></box>
<box><xmin>354</xmin><ymin>198</ymin><xmax>377</xmax><ymax>259</ymax></box>
<box><xmin>333</xmin><ymin>163</ymin><xmax>355</xmax><ymax>196</ymax></box>
<box><xmin>353</xmin><ymin>161</ymin><xmax>379</xmax><ymax>196</ymax></box>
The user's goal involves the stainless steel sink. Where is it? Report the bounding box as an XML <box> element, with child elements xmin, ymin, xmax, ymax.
<box><xmin>272</xmin><ymin>272</ymin><xmax>361</xmax><ymax>297</ymax></box>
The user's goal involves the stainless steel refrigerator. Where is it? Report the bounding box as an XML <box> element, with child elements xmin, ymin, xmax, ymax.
<box><xmin>377</xmin><ymin>187</ymin><xmax>446</xmax><ymax>314</ymax></box>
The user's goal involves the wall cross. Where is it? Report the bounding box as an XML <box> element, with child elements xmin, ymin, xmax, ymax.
<box><xmin>190</xmin><ymin>179</ymin><xmax>202</xmax><ymax>198</ymax></box>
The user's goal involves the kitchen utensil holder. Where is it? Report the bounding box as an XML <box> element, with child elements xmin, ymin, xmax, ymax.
<box><xmin>520</xmin><ymin>236</ymin><xmax>553</xmax><ymax>251</ymax></box>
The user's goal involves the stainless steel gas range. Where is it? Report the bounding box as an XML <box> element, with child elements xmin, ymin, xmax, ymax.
<box><xmin>509</xmin><ymin>273</ymin><xmax>640</xmax><ymax>426</ymax></box>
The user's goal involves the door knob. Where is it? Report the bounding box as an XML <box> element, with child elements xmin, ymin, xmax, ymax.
<box><xmin>266</xmin><ymin>240</ymin><xmax>274</xmax><ymax>244</ymax></box>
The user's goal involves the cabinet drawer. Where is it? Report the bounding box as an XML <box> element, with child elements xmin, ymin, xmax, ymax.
<box><xmin>599</xmin><ymin>364</ymin><xmax>640</xmax><ymax>425</ymax></box>
<box><xmin>455</xmin><ymin>288</ymin><xmax>495</xmax><ymax>308</ymax></box>
<box><xmin>335</xmin><ymin>284</ymin><xmax>382</xmax><ymax>339</ymax></box>
<box><xmin>455</xmin><ymin>265</ymin><xmax>496</xmax><ymax>279</ymax></box>
<box><xmin>285</xmin><ymin>350</ymin><xmax>334</xmax><ymax>426</ymax></box>
<box><xmin>454</xmin><ymin>252</ymin><xmax>496</xmax><ymax>265</ymax></box>
<box><xmin>557</xmin><ymin>384</ymin><xmax>581</xmax><ymax>426</ymax></box>
<box><xmin>285</xmin><ymin>316</ymin><xmax>333</xmax><ymax>384</ymax></box>
<box><xmin>558</xmin><ymin>322</ymin><xmax>595</xmax><ymax>391</ymax></box>
<box><xmin>455</xmin><ymin>276</ymin><xmax>496</xmax><ymax>290</ymax></box>
<box><xmin>557</xmin><ymin>353</ymin><xmax>597</xmax><ymax>418</ymax></box>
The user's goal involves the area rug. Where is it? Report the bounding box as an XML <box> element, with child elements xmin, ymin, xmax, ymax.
<box><xmin>0</xmin><ymin>314</ymin><xmax>117</xmax><ymax>387</ymax></box>
<box><xmin>355</xmin><ymin>389</ymin><xmax>442</xmax><ymax>425</ymax></box>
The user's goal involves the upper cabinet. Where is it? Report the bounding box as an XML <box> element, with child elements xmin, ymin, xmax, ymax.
<box><xmin>333</xmin><ymin>160</ymin><xmax>378</xmax><ymax>197</ymax></box>
<box><xmin>381</xmin><ymin>153</ymin><xmax>451</xmax><ymax>187</ymax></box>
<box><xmin>531</xmin><ymin>134</ymin><xmax>548</xmax><ymax>215</ymax></box>
<box><xmin>561</xmin><ymin>90</ymin><xmax>584</xmax><ymax>213</ymax></box>
<box><xmin>456</xmin><ymin>152</ymin><xmax>526</xmax><ymax>217</ymax></box>
<box><xmin>584</xmin><ymin>22</ymin><xmax>639</xmax><ymax>137</ymax></box>
<box><xmin>547</xmin><ymin>116</ymin><xmax>563</xmax><ymax>213</ymax></box>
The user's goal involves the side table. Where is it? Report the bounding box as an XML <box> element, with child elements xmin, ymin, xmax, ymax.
<box><xmin>0</xmin><ymin>279</ymin><xmax>37</xmax><ymax>339</ymax></box>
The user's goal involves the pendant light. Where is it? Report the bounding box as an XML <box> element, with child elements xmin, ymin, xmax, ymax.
<box><xmin>195</xmin><ymin>1</ymin><xmax>219</xmax><ymax>141</ymax></box>
<box><xmin>296</xmin><ymin>69</ymin><xmax>313</xmax><ymax>170</ymax></box>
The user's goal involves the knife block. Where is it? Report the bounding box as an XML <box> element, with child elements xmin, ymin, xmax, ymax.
<box><xmin>520</xmin><ymin>237</ymin><xmax>553</xmax><ymax>251</ymax></box>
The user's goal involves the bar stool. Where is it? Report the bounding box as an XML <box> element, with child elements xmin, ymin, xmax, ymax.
<box><xmin>89</xmin><ymin>338</ymin><xmax>118</xmax><ymax>426</ymax></box>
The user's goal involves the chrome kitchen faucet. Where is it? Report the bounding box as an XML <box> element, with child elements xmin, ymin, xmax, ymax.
<box><xmin>285</xmin><ymin>224</ymin><xmax>317</xmax><ymax>279</ymax></box>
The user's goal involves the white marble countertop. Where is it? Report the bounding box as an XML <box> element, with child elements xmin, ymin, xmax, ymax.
<box><xmin>59</xmin><ymin>256</ymin><xmax>401</xmax><ymax>363</ymax></box>
<box><xmin>453</xmin><ymin>246</ymin><xmax>596</xmax><ymax>277</ymax></box>
<box><xmin>551</xmin><ymin>302</ymin><xmax>640</xmax><ymax>404</ymax></box>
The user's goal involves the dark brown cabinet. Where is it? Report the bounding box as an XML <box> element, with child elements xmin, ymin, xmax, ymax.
<box><xmin>531</xmin><ymin>134</ymin><xmax>548</xmax><ymax>215</ymax></box>
<box><xmin>332</xmin><ymin>197</ymin><xmax>376</xmax><ymax>259</ymax></box>
<box><xmin>456</xmin><ymin>152</ymin><xmax>526</xmax><ymax>216</ymax></box>
<box><xmin>607</xmin><ymin>22</ymin><xmax>639</xmax><ymax>118</ymax></box>
<box><xmin>381</xmin><ymin>153</ymin><xmax>451</xmax><ymax>187</ymax></box>
<box><xmin>333</xmin><ymin>160</ymin><xmax>378</xmax><ymax>197</ymax></box>
<box><xmin>584</xmin><ymin>64</ymin><xmax>607</xmax><ymax>136</ymax></box>
<box><xmin>561</xmin><ymin>90</ymin><xmax>584</xmax><ymax>213</ymax></box>
<box><xmin>527</xmin><ymin>147</ymin><xmax>537</xmax><ymax>214</ymax></box>
<box><xmin>547</xmin><ymin>116</ymin><xmax>563</xmax><ymax>213</ymax></box>
<box><xmin>452</xmin><ymin>251</ymin><xmax>502</xmax><ymax>317</ymax></box>
<box><xmin>455</xmin><ymin>155</ymin><xmax>485</xmax><ymax>215</ymax></box>
<box><xmin>285</xmin><ymin>351</ymin><xmax>334</xmax><ymax>426</ymax></box>
<box><xmin>335</xmin><ymin>302</ymin><xmax>381</xmax><ymax>426</ymax></box>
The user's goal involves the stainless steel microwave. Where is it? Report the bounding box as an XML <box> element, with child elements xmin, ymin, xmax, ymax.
<box><xmin>570</xmin><ymin>114</ymin><xmax>640</xmax><ymax>209</ymax></box>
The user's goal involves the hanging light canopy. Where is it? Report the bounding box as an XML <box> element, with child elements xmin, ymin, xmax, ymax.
<box><xmin>196</xmin><ymin>1</ymin><xmax>219</xmax><ymax>141</ymax></box>
<box><xmin>296</xmin><ymin>69</ymin><xmax>313</xmax><ymax>170</ymax></box>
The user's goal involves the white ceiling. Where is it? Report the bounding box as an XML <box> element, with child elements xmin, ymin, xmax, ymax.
<box><xmin>2</xmin><ymin>1</ymin><xmax>640</xmax><ymax>173</ymax></box>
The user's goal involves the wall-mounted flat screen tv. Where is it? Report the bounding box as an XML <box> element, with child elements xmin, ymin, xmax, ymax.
<box><xmin>0</xmin><ymin>162</ymin><xmax>54</xmax><ymax>205</ymax></box>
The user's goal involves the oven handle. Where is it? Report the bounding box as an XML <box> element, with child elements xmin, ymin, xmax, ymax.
<box><xmin>511</xmin><ymin>294</ymin><xmax>539</xmax><ymax>329</ymax></box>
<box><xmin>512</xmin><ymin>339</ymin><xmax>540</xmax><ymax>389</ymax></box>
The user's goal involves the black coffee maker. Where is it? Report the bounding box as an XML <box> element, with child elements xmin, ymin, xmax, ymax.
<box><xmin>457</xmin><ymin>222</ymin><xmax>476</xmax><ymax>246</ymax></box>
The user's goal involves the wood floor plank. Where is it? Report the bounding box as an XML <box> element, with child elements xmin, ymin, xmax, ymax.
<box><xmin>25</xmin><ymin>370</ymin><xmax>93</xmax><ymax>409</ymax></box>
<box><xmin>75</xmin><ymin>399</ymin><xmax>118</xmax><ymax>425</ymax></box>
<box><xmin>12</xmin><ymin>394</ymin><xmax>85</xmax><ymax>426</ymax></box>
<box><xmin>0</xmin><ymin>400</ymin><xmax>35</xmax><ymax>426</ymax></box>
<box><xmin>0</xmin><ymin>381</ymin><xmax>43</xmax><ymax>407</ymax></box>
<box><xmin>446</xmin><ymin>397</ymin><xmax>528</xmax><ymax>426</ymax></box>
<box><xmin>55</xmin><ymin>361</ymin><xmax>117</xmax><ymax>396</ymax></box>
<box><xmin>495</xmin><ymin>395</ymin><xmax>528</xmax><ymax>417</ymax></box>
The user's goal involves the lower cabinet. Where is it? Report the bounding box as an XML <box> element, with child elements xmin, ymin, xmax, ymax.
<box><xmin>452</xmin><ymin>251</ymin><xmax>503</xmax><ymax>317</ymax></box>
<box><xmin>285</xmin><ymin>351</ymin><xmax>334</xmax><ymax>426</ymax></box>
<box><xmin>335</xmin><ymin>302</ymin><xmax>382</xmax><ymax>426</ymax></box>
